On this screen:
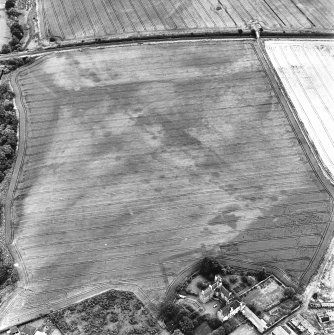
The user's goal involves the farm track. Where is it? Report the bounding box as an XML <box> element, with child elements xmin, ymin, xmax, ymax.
<box><xmin>1</xmin><ymin>37</ymin><xmax>334</xmax><ymax>332</ymax></box>
<box><xmin>36</xmin><ymin>0</ymin><xmax>334</xmax><ymax>44</ymax></box>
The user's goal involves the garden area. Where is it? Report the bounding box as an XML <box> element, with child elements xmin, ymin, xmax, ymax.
<box><xmin>241</xmin><ymin>276</ymin><xmax>300</xmax><ymax>326</ymax></box>
<box><xmin>242</xmin><ymin>277</ymin><xmax>285</xmax><ymax>311</ymax></box>
<box><xmin>176</xmin><ymin>258</ymin><xmax>265</xmax><ymax>299</ymax></box>
<box><xmin>160</xmin><ymin>257</ymin><xmax>269</xmax><ymax>335</ymax></box>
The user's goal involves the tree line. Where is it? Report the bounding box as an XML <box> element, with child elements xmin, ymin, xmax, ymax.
<box><xmin>0</xmin><ymin>83</ymin><xmax>17</xmax><ymax>183</ymax></box>
<box><xmin>1</xmin><ymin>0</ymin><xmax>25</xmax><ymax>54</ymax></box>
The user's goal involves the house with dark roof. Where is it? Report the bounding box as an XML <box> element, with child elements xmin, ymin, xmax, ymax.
<box><xmin>217</xmin><ymin>300</ymin><xmax>244</xmax><ymax>322</ymax></box>
<box><xmin>317</xmin><ymin>312</ymin><xmax>331</xmax><ymax>324</ymax></box>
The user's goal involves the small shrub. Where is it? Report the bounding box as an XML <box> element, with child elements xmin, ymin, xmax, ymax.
<box><xmin>1</xmin><ymin>44</ymin><xmax>11</xmax><ymax>54</ymax></box>
<box><xmin>10</xmin><ymin>22</ymin><xmax>24</xmax><ymax>40</ymax></box>
<box><xmin>284</xmin><ymin>287</ymin><xmax>296</xmax><ymax>299</ymax></box>
<box><xmin>197</xmin><ymin>281</ymin><xmax>209</xmax><ymax>290</ymax></box>
<box><xmin>246</xmin><ymin>276</ymin><xmax>256</xmax><ymax>286</ymax></box>
<box><xmin>207</xmin><ymin>317</ymin><xmax>222</xmax><ymax>330</ymax></box>
<box><xmin>7</xmin><ymin>7</ymin><xmax>21</xmax><ymax>17</ymax></box>
<box><xmin>229</xmin><ymin>275</ymin><xmax>238</xmax><ymax>284</ymax></box>
<box><xmin>249</xmin><ymin>303</ymin><xmax>258</xmax><ymax>315</ymax></box>
<box><xmin>5</xmin><ymin>0</ymin><xmax>16</xmax><ymax>10</ymax></box>
<box><xmin>9</xmin><ymin>36</ymin><xmax>21</xmax><ymax>48</ymax></box>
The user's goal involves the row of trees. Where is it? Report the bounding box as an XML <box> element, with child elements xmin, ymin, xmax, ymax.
<box><xmin>199</xmin><ymin>257</ymin><xmax>268</xmax><ymax>283</ymax></box>
<box><xmin>1</xmin><ymin>0</ymin><xmax>24</xmax><ymax>54</ymax></box>
<box><xmin>0</xmin><ymin>250</ymin><xmax>19</xmax><ymax>291</ymax></box>
<box><xmin>0</xmin><ymin>83</ymin><xmax>18</xmax><ymax>183</ymax></box>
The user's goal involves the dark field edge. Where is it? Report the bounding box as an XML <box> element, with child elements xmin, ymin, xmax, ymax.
<box><xmin>0</xmin><ymin>39</ymin><xmax>333</xmax><ymax>331</ymax></box>
<box><xmin>0</xmin><ymin>29</ymin><xmax>333</xmax><ymax>63</ymax></box>
<box><xmin>254</xmin><ymin>40</ymin><xmax>334</xmax><ymax>289</ymax></box>
<box><xmin>40</xmin><ymin>28</ymin><xmax>334</xmax><ymax>49</ymax></box>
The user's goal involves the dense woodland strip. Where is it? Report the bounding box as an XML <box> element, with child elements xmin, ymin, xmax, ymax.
<box><xmin>1</xmin><ymin>0</ymin><xmax>25</xmax><ymax>54</ymax></box>
<box><xmin>0</xmin><ymin>82</ymin><xmax>17</xmax><ymax>183</ymax></box>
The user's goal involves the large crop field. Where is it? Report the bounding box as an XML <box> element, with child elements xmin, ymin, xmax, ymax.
<box><xmin>37</xmin><ymin>0</ymin><xmax>334</xmax><ymax>42</ymax></box>
<box><xmin>1</xmin><ymin>40</ymin><xmax>333</xmax><ymax>328</ymax></box>
<box><xmin>266</xmin><ymin>41</ymin><xmax>334</xmax><ymax>182</ymax></box>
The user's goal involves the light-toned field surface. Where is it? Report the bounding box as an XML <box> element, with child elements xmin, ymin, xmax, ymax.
<box><xmin>230</xmin><ymin>323</ymin><xmax>258</xmax><ymax>335</ymax></box>
<box><xmin>37</xmin><ymin>0</ymin><xmax>334</xmax><ymax>42</ymax></box>
<box><xmin>266</xmin><ymin>41</ymin><xmax>334</xmax><ymax>182</ymax></box>
<box><xmin>1</xmin><ymin>40</ymin><xmax>333</xmax><ymax>329</ymax></box>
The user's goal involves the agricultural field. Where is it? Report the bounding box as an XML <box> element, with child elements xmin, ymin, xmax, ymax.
<box><xmin>1</xmin><ymin>40</ymin><xmax>333</xmax><ymax>329</ymax></box>
<box><xmin>266</xmin><ymin>41</ymin><xmax>334</xmax><ymax>182</ymax></box>
<box><xmin>36</xmin><ymin>0</ymin><xmax>334</xmax><ymax>43</ymax></box>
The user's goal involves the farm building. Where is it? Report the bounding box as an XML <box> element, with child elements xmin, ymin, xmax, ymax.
<box><xmin>317</xmin><ymin>312</ymin><xmax>331</xmax><ymax>324</ymax></box>
<box><xmin>288</xmin><ymin>315</ymin><xmax>316</xmax><ymax>335</ymax></box>
<box><xmin>217</xmin><ymin>300</ymin><xmax>244</xmax><ymax>322</ymax></box>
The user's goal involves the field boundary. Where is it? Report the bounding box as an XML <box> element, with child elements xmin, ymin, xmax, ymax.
<box><xmin>254</xmin><ymin>39</ymin><xmax>334</xmax><ymax>286</ymax></box>
<box><xmin>0</xmin><ymin>60</ymin><xmax>44</xmax><ymax>328</ymax></box>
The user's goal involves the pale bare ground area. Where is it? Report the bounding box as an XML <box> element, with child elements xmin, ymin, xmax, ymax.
<box><xmin>0</xmin><ymin>0</ymin><xmax>10</xmax><ymax>48</ymax></box>
<box><xmin>0</xmin><ymin>40</ymin><xmax>332</xmax><ymax>329</ymax></box>
<box><xmin>266</xmin><ymin>41</ymin><xmax>334</xmax><ymax>183</ymax></box>
<box><xmin>230</xmin><ymin>323</ymin><xmax>258</xmax><ymax>335</ymax></box>
<box><xmin>36</xmin><ymin>0</ymin><xmax>334</xmax><ymax>43</ymax></box>
<box><xmin>315</xmin><ymin>253</ymin><xmax>334</xmax><ymax>302</ymax></box>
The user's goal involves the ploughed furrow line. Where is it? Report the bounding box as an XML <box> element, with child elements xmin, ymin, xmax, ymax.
<box><xmin>20</xmin><ymin>224</ymin><xmax>326</xmax><ymax>261</ymax></box>
<box><xmin>4</xmin><ymin>40</ymin><xmax>333</xmax><ymax>329</ymax></box>
<box><xmin>27</xmin><ymin>240</ymin><xmax>319</xmax><ymax>284</ymax></box>
<box><xmin>15</xmin><ymin>198</ymin><xmax>330</xmax><ymax>235</ymax></box>
<box><xmin>14</xmin><ymin>186</ymin><xmax>329</xmax><ymax>221</ymax></box>
<box><xmin>21</xmin><ymin>236</ymin><xmax>324</xmax><ymax>273</ymax></box>
<box><xmin>16</xmin><ymin>201</ymin><xmax>329</xmax><ymax>234</ymax></box>
<box><xmin>19</xmin><ymin>218</ymin><xmax>326</xmax><ymax>252</ymax></box>
<box><xmin>18</xmin><ymin>160</ymin><xmax>316</xmax><ymax>193</ymax></box>
<box><xmin>16</xmin><ymin>205</ymin><xmax>330</xmax><ymax>236</ymax></box>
